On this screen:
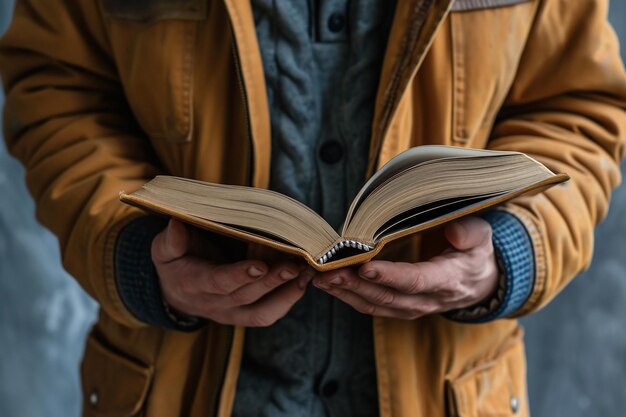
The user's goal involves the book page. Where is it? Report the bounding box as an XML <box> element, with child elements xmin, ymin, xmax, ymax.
<box><xmin>343</xmin><ymin>152</ymin><xmax>552</xmax><ymax>241</ymax></box>
<box><xmin>342</xmin><ymin>146</ymin><xmax>519</xmax><ymax>234</ymax></box>
<box><xmin>131</xmin><ymin>176</ymin><xmax>341</xmax><ymax>258</ymax></box>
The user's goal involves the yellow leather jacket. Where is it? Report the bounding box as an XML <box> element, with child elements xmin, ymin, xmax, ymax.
<box><xmin>1</xmin><ymin>0</ymin><xmax>625</xmax><ymax>416</ymax></box>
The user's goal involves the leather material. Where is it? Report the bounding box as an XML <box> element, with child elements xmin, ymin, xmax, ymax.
<box><xmin>1</xmin><ymin>0</ymin><xmax>625</xmax><ymax>416</ymax></box>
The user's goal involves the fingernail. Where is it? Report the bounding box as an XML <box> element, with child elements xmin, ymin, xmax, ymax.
<box><xmin>280</xmin><ymin>269</ymin><xmax>299</xmax><ymax>280</ymax></box>
<box><xmin>314</xmin><ymin>279</ymin><xmax>329</xmax><ymax>289</ymax></box>
<box><xmin>329</xmin><ymin>276</ymin><xmax>343</xmax><ymax>286</ymax></box>
<box><xmin>247</xmin><ymin>266</ymin><xmax>265</xmax><ymax>278</ymax></box>
<box><xmin>360</xmin><ymin>269</ymin><xmax>377</xmax><ymax>280</ymax></box>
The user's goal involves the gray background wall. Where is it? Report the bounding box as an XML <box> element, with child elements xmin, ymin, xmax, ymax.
<box><xmin>0</xmin><ymin>2</ymin><xmax>97</xmax><ymax>417</ymax></box>
<box><xmin>0</xmin><ymin>1</ymin><xmax>625</xmax><ymax>416</ymax></box>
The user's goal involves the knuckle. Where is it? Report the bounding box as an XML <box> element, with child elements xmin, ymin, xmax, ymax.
<box><xmin>421</xmin><ymin>301</ymin><xmax>439</xmax><ymax>315</ymax></box>
<box><xmin>375</xmin><ymin>273</ymin><xmax>394</xmax><ymax>286</ymax></box>
<box><xmin>447</xmin><ymin>279</ymin><xmax>471</xmax><ymax>302</ymax></box>
<box><xmin>408</xmin><ymin>303</ymin><xmax>425</xmax><ymax>316</ymax></box>
<box><xmin>343</xmin><ymin>277</ymin><xmax>360</xmax><ymax>291</ymax></box>
<box><xmin>229</xmin><ymin>290</ymin><xmax>253</xmax><ymax>306</ymax></box>
<box><xmin>406</xmin><ymin>308</ymin><xmax>422</xmax><ymax>320</ymax></box>
<box><xmin>352</xmin><ymin>302</ymin><xmax>368</xmax><ymax>315</ymax></box>
<box><xmin>361</xmin><ymin>303</ymin><xmax>378</xmax><ymax>316</ymax></box>
<box><xmin>406</xmin><ymin>270</ymin><xmax>426</xmax><ymax>294</ymax></box>
<box><xmin>261</xmin><ymin>274</ymin><xmax>282</xmax><ymax>290</ymax></box>
<box><xmin>373</xmin><ymin>289</ymin><xmax>395</xmax><ymax>306</ymax></box>
<box><xmin>443</xmin><ymin>278</ymin><xmax>462</xmax><ymax>295</ymax></box>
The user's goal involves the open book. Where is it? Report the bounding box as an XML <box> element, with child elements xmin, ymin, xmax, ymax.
<box><xmin>120</xmin><ymin>146</ymin><xmax>568</xmax><ymax>271</ymax></box>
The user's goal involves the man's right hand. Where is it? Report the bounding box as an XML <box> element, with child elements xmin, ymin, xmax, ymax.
<box><xmin>152</xmin><ymin>219</ymin><xmax>314</xmax><ymax>327</ymax></box>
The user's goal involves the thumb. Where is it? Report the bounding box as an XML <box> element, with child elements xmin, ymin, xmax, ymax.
<box><xmin>152</xmin><ymin>218</ymin><xmax>190</xmax><ymax>263</ymax></box>
<box><xmin>444</xmin><ymin>216</ymin><xmax>492</xmax><ymax>252</ymax></box>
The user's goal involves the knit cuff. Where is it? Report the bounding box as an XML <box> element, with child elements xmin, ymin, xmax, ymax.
<box><xmin>448</xmin><ymin>210</ymin><xmax>535</xmax><ymax>323</ymax></box>
<box><xmin>114</xmin><ymin>216</ymin><xmax>205</xmax><ymax>331</ymax></box>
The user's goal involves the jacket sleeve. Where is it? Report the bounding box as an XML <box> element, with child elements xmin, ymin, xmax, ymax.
<box><xmin>0</xmin><ymin>0</ymin><xmax>161</xmax><ymax>328</ymax></box>
<box><xmin>487</xmin><ymin>0</ymin><xmax>626</xmax><ymax>317</ymax></box>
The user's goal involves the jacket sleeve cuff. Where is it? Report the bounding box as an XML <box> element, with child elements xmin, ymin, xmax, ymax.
<box><xmin>447</xmin><ymin>210</ymin><xmax>535</xmax><ymax>323</ymax></box>
<box><xmin>114</xmin><ymin>216</ymin><xmax>206</xmax><ymax>331</ymax></box>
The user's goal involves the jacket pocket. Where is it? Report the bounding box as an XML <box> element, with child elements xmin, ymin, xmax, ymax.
<box><xmin>451</xmin><ymin>0</ymin><xmax>531</xmax><ymax>12</ymax></box>
<box><xmin>449</xmin><ymin>0</ymin><xmax>534</xmax><ymax>144</ymax></box>
<box><xmin>81</xmin><ymin>335</ymin><xmax>154</xmax><ymax>417</ymax></box>
<box><xmin>99</xmin><ymin>0</ymin><xmax>203</xmax><ymax>143</ymax></box>
<box><xmin>101</xmin><ymin>0</ymin><xmax>207</xmax><ymax>23</ymax></box>
<box><xmin>446</xmin><ymin>338</ymin><xmax>529</xmax><ymax>417</ymax></box>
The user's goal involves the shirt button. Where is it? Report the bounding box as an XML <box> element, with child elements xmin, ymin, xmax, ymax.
<box><xmin>321</xmin><ymin>380</ymin><xmax>339</xmax><ymax>397</ymax></box>
<box><xmin>319</xmin><ymin>140</ymin><xmax>344</xmax><ymax>164</ymax></box>
<box><xmin>327</xmin><ymin>13</ymin><xmax>346</xmax><ymax>33</ymax></box>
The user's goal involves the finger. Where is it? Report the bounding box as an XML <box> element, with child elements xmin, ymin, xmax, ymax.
<box><xmin>357</xmin><ymin>260</ymin><xmax>450</xmax><ymax>294</ymax></box>
<box><xmin>444</xmin><ymin>216</ymin><xmax>492</xmax><ymax>252</ymax></box>
<box><xmin>159</xmin><ymin>254</ymin><xmax>268</xmax><ymax>296</ymax></box>
<box><xmin>219</xmin><ymin>278</ymin><xmax>308</xmax><ymax>327</ymax></box>
<box><xmin>156</xmin><ymin>254</ymin><xmax>218</xmax><ymax>315</ymax></box>
<box><xmin>314</xmin><ymin>272</ymin><xmax>440</xmax><ymax>316</ymax></box>
<box><xmin>152</xmin><ymin>218</ymin><xmax>190</xmax><ymax>263</ymax></box>
<box><xmin>200</xmin><ymin>259</ymin><xmax>272</xmax><ymax>295</ymax></box>
<box><xmin>316</xmin><ymin>284</ymin><xmax>418</xmax><ymax>319</ymax></box>
<box><xmin>223</xmin><ymin>263</ymin><xmax>314</xmax><ymax>307</ymax></box>
<box><xmin>158</xmin><ymin>256</ymin><xmax>271</xmax><ymax>317</ymax></box>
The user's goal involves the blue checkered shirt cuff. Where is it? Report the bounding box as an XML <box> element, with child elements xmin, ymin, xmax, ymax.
<box><xmin>449</xmin><ymin>210</ymin><xmax>535</xmax><ymax>323</ymax></box>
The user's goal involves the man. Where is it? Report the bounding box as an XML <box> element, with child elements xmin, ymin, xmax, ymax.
<box><xmin>1</xmin><ymin>1</ymin><xmax>625</xmax><ymax>416</ymax></box>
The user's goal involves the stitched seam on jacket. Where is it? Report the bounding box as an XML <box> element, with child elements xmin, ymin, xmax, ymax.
<box><xmin>178</xmin><ymin>21</ymin><xmax>195</xmax><ymax>141</ymax></box>
<box><xmin>451</xmin><ymin>14</ymin><xmax>466</xmax><ymax>142</ymax></box>
<box><xmin>451</xmin><ymin>0</ymin><xmax>531</xmax><ymax>12</ymax></box>
<box><xmin>100</xmin><ymin>0</ymin><xmax>207</xmax><ymax>22</ymax></box>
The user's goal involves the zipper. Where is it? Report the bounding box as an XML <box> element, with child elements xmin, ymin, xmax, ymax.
<box><xmin>230</xmin><ymin>29</ymin><xmax>255</xmax><ymax>187</ymax></box>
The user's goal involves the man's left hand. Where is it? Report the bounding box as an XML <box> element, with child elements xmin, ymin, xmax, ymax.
<box><xmin>313</xmin><ymin>216</ymin><xmax>499</xmax><ymax>319</ymax></box>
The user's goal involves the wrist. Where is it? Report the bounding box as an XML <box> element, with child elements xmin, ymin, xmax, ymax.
<box><xmin>114</xmin><ymin>216</ymin><xmax>206</xmax><ymax>331</ymax></box>
<box><xmin>446</xmin><ymin>210</ymin><xmax>535</xmax><ymax>323</ymax></box>
<box><xmin>446</xmin><ymin>257</ymin><xmax>507</xmax><ymax>321</ymax></box>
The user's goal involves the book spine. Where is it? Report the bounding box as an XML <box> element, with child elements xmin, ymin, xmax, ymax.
<box><xmin>317</xmin><ymin>240</ymin><xmax>374</xmax><ymax>265</ymax></box>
